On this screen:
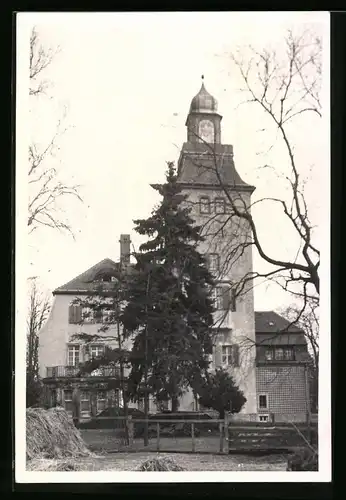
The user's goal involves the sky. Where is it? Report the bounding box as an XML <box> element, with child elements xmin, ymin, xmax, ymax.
<box><xmin>17</xmin><ymin>11</ymin><xmax>329</xmax><ymax>312</ymax></box>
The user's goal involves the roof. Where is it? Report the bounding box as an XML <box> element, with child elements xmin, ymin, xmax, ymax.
<box><xmin>189</xmin><ymin>82</ymin><xmax>218</xmax><ymax>114</ymax></box>
<box><xmin>254</xmin><ymin>311</ymin><xmax>306</xmax><ymax>346</ymax></box>
<box><xmin>255</xmin><ymin>311</ymin><xmax>303</xmax><ymax>333</ymax></box>
<box><xmin>53</xmin><ymin>258</ymin><xmax>121</xmax><ymax>294</ymax></box>
<box><xmin>177</xmin><ymin>142</ymin><xmax>255</xmax><ymax>191</ymax></box>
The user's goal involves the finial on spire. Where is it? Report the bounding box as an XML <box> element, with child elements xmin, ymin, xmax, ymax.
<box><xmin>201</xmin><ymin>74</ymin><xmax>204</xmax><ymax>81</ymax></box>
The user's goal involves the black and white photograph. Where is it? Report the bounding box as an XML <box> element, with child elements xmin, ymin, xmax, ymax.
<box><xmin>15</xmin><ymin>11</ymin><xmax>331</xmax><ymax>482</ymax></box>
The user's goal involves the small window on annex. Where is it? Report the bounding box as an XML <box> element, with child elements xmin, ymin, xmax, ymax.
<box><xmin>258</xmin><ymin>394</ymin><xmax>268</xmax><ymax>410</ymax></box>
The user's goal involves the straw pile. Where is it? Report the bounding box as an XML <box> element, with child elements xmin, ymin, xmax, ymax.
<box><xmin>26</xmin><ymin>407</ymin><xmax>92</xmax><ymax>461</ymax></box>
<box><xmin>26</xmin><ymin>458</ymin><xmax>86</xmax><ymax>471</ymax></box>
<box><xmin>138</xmin><ymin>457</ymin><xmax>186</xmax><ymax>471</ymax></box>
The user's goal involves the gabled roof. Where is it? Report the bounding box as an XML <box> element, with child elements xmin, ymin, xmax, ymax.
<box><xmin>53</xmin><ymin>258</ymin><xmax>121</xmax><ymax>294</ymax></box>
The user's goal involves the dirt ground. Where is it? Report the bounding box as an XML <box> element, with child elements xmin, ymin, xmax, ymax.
<box><xmin>28</xmin><ymin>452</ymin><xmax>288</xmax><ymax>471</ymax></box>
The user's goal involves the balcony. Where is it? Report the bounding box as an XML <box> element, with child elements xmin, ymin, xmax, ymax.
<box><xmin>45</xmin><ymin>365</ymin><xmax>120</xmax><ymax>378</ymax></box>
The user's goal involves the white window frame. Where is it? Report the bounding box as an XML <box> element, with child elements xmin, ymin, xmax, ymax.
<box><xmin>82</xmin><ymin>306</ymin><xmax>95</xmax><ymax>324</ymax></box>
<box><xmin>274</xmin><ymin>348</ymin><xmax>284</xmax><ymax>360</ymax></box>
<box><xmin>89</xmin><ymin>344</ymin><xmax>105</xmax><ymax>359</ymax></box>
<box><xmin>283</xmin><ymin>347</ymin><xmax>294</xmax><ymax>360</ymax></box>
<box><xmin>63</xmin><ymin>389</ymin><xmax>73</xmax><ymax>416</ymax></box>
<box><xmin>221</xmin><ymin>344</ymin><xmax>237</xmax><ymax>366</ymax></box>
<box><xmin>208</xmin><ymin>253</ymin><xmax>220</xmax><ymax>272</ymax></box>
<box><xmin>102</xmin><ymin>308</ymin><xmax>113</xmax><ymax>323</ymax></box>
<box><xmin>215</xmin><ymin>197</ymin><xmax>226</xmax><ymax>214</ymax></box>
<box><xmin>67</xmin><ymin>345</ymin><xmax>80</xmax><ymax>366</ymax></box>
<box><xmin>200</xmin><ymin>196</ymin><xmax>211</xmax><ymax>214</ymax></box>
<box><xmin>258</xmin><ymin>393</ymin><xmax>269</xmax><ymax>410</ymax></box>
<box><xmin>96</xmin><ymin>390</ymin><xmax>107</xmax><ymax>413</ymax></box>
<box><xmin>80</xmin><ymin>390</ymin><xmax>91</xmax><ymax>416</ymax></box>
<box><xmin>212</xmin><ymin>286</ymin><xmax>223</xmax><ymax>310</ymax></box>
<box><xmin>264</xmin><ymin>348</ymin><xmax>274</xmax><ymax>361</ymax></box>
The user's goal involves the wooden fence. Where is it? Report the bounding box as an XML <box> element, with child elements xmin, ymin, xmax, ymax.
<box><xmin>78</xmin><ymin>413</ymin><xmax>317</xmax><ymax>454</ymax></box>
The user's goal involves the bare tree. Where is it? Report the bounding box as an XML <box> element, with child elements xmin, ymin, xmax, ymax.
<box><xmin>182</xmin><ymin>29</ymin><xmax>321</xmax><ymax>324</ymax></box>
<box><xmin>26</xmin><ymin>277</ymin><xmax>50</xmax><ymax>407</ymax></box>
<box><xmin>281</xmin><ymin>299</ymin><xmax>319</xmax><ymax>411</ymax></box>
<box><xmin>28</xmin><ymin>27</ymin><xmax>82</xmax><ymax>236</ymax></box>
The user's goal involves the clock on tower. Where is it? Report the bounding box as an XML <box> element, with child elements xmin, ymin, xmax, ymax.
<box><xmin>198</xmin><ymin>119</ymin><xmax>214</xmax><ymax>143</ymax></box>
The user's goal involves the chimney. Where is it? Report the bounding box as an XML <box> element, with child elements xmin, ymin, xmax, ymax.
<box><xmin>119</xmin><ymin>234</ymin><xmax>131</xmax><ymax>266</ymax></box>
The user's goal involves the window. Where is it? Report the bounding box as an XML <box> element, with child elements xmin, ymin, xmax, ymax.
<box><xmin>215</xmin><ymin>198</ymin><xmax>225</xmax><ymax>214</ymax></box>
<box><xmin>264</xmin><ymin>349</ymin><xmax>274</xmax><ymax>361</ymax></box>
<box><xmin>67</xmin><ymin>345</ymin><xmax>80</xmax><ymax>366</ymax></box>
<box><xmin>200</xmin><ymin>197</ymin><xmax>211</xmax><ymax>214</ymax></box>
<box><xmin>259</xmin><ymin>415</ymin><xmax>269</xmax><ymax>422</ymax></box>
<box><xmin>212</xmin><ymin>287</ymin><xmax>224</xmax><ymax>309</ymax></box>
<box><xmin>80</xmin><ymin>391</ymin><xmax>91</xmax><ymax>415</ymax></box>
<box><xmin>274</xmin><ymin>348</ymin><xmax>284</xmax><ymax>360</ymax></box>
<box><xmin>258</xmin><ymin>394</ymin><xmax>268</xmax><ymax>410</ymax></box>
<box><xmin>284</xmin><ymin>348</ymin><xmax>294</xmax><ymax>360</ymax></box>
<box><xmin>64</xmin><ymin>390</ymin><xmax>73</xmax><ymax>415</ymax></box>
<box><xmin>208</xmin><ymin>253</ymin><xmax>220</xmax><ymax>272</ymax></box>
<box><xmin>221</xmin><ymin>345</ymin><xmax>239</xmax><ymax>367</ymax></box>
<box><xmin>102</xmin><ymin>308</ymin><xmax>113</xmax><ymax>323</ymax></box>
<box><xmin>97</xmin><ymin>391</ymin><xmax>107</xmax><ymax>413</ymax></box>
<box><xmin>82</xmin><ymin>306</ymin><xmax>95</xmax><ymax>324</ymax></box>
<box><xmin>89</xmin><ymin>345</ymin><xmax>104</xmax><ymax>359</ymax></box>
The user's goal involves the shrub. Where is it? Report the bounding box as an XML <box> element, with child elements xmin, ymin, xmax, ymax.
<box><xmin>287</xmin><ymin>447</ymin><xmax>318</xmax><ymax>471</ymax></box>
<box><xmin>138</xmin><ymin>457</ymin><xmax>186</xmax><ymax>471</ymax></box>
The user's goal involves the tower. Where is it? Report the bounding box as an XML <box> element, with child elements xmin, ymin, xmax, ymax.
<box><xmin>177</xmin><ymin>78</ymin><xmax>258</xmax><ymax>414</ymax></box>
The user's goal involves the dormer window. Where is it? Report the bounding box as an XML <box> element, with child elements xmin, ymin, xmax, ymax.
<box><xmin>215</xmin><ymin>198</ymin><xmax>225</xmax><ymax>214</ymax></box>
<box><xmin>200</xmin><ymin>196</ymin><xmax>211</xmax><ymax>214</ymax></box>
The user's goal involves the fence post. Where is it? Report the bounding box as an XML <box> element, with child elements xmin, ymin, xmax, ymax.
<box><xmin>156</xmin><ymin>422</ymin><xmax>160</xmax><ymax>451</ymax></box>
<box><xmin>219</xmin><ymin>421</ymin><xmax>223</xmax><ymax>453</ymax></box>
<box><xmin>224</xmin><ymin>413</ymin><xmax>229</xmax><ymax>455</ymax></box>
<box><xmin>127</xmin><ymin>415</ymin><xmax>134</xmax><ymax>448</ymax></box>
<box><xmin>191</xmin><ymin>423</ymin><xmax>195</xmax><ymax>453</ymax></box>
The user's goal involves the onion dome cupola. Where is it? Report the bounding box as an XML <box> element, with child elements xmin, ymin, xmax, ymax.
<box><xmin>189</xmin><ymin>81</ymin><xmax>218</xmax><ymax>114</ymax></box>
<box><xmin>185</xmin><ymin>76</ymin><xmax>222</xmax><ymax>145</ymax></box>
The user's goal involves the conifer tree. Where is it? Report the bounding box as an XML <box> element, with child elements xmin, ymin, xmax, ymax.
<box><xmin>122</xmin><ymin>162</ymin><xmax>215</xmax><ymax>412</ymax></box>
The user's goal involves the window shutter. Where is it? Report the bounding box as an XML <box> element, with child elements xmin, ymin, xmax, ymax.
<box><xmin>214</xmin><ymin>344</ymin><xmax>222</xmax><ymax>368</ymax></box>
<box><xmin>75</xmin><ymin>305</ymin><xmax>82</xmax><ymax>324</ymax></box>
<box><xmin>230</xmin><ymin>289</ymin><xmax>236</xmax><ymax>312</ymax></box>
<box><xmin>69</xmin><ymin>305</ymin><xmax>76</xmax><ymax>324</ymax></box>
<box><xmin>222</xmin><ymin>286</ymin><xmax>231</xmax><ymax>310</ymax></box>
<box><xmin>232</xmin><ymin>344</ymin><xmax>240</xmax><ymax>367</ymax></box>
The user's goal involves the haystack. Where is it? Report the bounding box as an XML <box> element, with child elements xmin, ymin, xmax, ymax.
<box><xmin>26</xmin><ymin>407</ymin><xmax>92</xmax><ymax>461</ymax></box>
<box><xmin>26</xmin><ymin>458</ymin><xmax>86</xmax><ymax>471</ymax></box>
<box><xmin>138</xmin><ymin>457</ymin><xmax>186</xmax><ymax>471</ymax></box>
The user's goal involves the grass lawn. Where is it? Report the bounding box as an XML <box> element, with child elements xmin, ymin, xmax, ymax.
<box><xmin>28</xmin><ymin>452</ymin><xmax>288</xmax><ymax>471</ymax></box>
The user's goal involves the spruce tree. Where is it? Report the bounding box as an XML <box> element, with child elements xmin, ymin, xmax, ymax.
<box><xmin>122</xmin><ymin>162</ymin><xmax>215</xmax><ymax>412</ymax></box>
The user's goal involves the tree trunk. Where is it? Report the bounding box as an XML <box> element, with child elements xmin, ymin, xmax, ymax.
<box><xmin>171</xmin><ymin>396</ymin><xmax>179</xmax><ymax>413</ymax></box>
